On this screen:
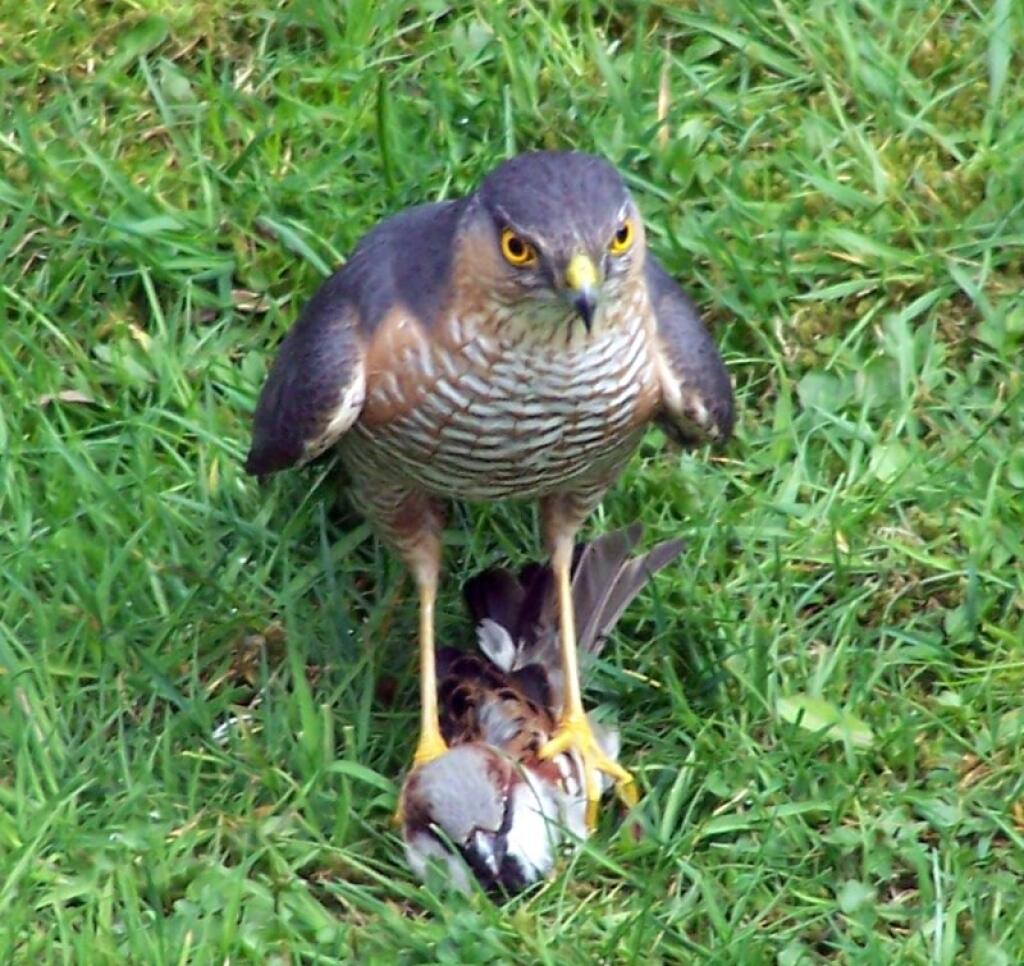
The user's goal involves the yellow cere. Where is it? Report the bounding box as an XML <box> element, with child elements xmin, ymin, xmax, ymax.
<box><xmin>565</xmin><ymin>252</ymin><xmax>598</xmax><ymax>292</ymax></box>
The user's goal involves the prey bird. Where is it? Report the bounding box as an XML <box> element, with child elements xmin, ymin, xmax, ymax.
<box><xmin>400</xmin><ymin>525</ymin><xmax>685</xmax><ymax>893</ymax></box>
<box><xmin>246</xmin><ymin>150</ymin><xmax>732</xmax><ymax>822</ymax></box>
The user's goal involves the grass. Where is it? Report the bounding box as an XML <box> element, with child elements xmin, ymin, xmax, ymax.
<box><xmin>2</xmin><ymin>0</ymin><xmax>1023</xmax><ymax>960</ymax></box>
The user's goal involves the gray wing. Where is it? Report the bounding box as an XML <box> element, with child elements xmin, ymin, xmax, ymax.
<box><xmin>244</xmin><ymin>199</ymin><xmax>464</xmax><ymax>477</ymax></box>
<box><xmin>645</xmin><ymin>255</ymin><xmax>734</xmax><ymax>445</ymax></box>
<box><xmin>244</xmin><ymin>284</ymin><xmax>365</xmax><ymax>477</ymax></box>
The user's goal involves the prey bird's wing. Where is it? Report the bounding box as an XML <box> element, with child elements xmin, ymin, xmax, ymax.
<box><xmin>531</xmin><ymin>529</ymin><xmax>686</xmax><ymax>711</ymax></box>
<box><xmin>569</xmin><ymin>523</ymin><xmax>644</xmax><ymax>655</ymax></box>
<box><xmin>245</xmin><ymin>199</ymin><xmax>465</xmax><ymax>477</ymax></box>
<box><xmin>538</xmin><ymin>526</ymin><xmax>686</xmax><ymax>659</ymax></box>
<box><xmin>645</xmin><ymin>256</ymin><xmax>734</xmax><ymax>447</ymax></box>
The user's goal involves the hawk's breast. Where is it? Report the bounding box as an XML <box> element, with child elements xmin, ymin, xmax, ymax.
<box><xmin>347</xmin><ymin>300</ymin><xmax>659</xmax><ymax>500</ymax></box>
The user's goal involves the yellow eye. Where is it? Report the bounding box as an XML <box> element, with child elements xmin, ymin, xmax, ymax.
<box><xmin>609</xmin><ymin>219</ymin><xmax>634</xmax><ymax>255</ymax></box>
<box><xmin>500</xmin><ymin>228</ymin><xmax>537</xmax><ymax>267</ymax></box>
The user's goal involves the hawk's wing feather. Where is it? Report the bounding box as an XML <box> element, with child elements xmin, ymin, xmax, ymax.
<box><xmin>245</xmin><ymin>199</ymin><xmax>465</xmax><ymax>477</ymax></box>
<box><xmin>645</xmin><ymin>255</ymin><xmax>734</xmax><ymax>446</ymax></box>
<box><xmin>244</xmin><ymin>293</ymin><xmax>366</xmax><ymax>477</ymax></box>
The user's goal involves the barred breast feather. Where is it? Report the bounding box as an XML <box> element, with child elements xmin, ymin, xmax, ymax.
<box><xmin>344</xmin><ymin>301</ymin><xmax>660</xmax><ymax>502</ymax></box>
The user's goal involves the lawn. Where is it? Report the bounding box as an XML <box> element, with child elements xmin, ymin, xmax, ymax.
<box><xmin>2</xmin><ymin>0</ymin><xmax>1023</xmax><ymax>961</ymax></box>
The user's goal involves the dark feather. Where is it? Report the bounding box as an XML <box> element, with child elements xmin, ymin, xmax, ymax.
<box><xmin>244</xmin><ymin>303</ymin><xmax>361</xmax><ymax>477</ymax></box>
<box><xmin>568</xmin><ymin>523</ymin><xmax>644</xmax><ymax>656</ymax></box>
<box><xmin>645</xmin><ymin>255</ymin><xmax>734</xmax><ymax>445</ymax></box>
<box><xmin>526</xmin><ymin>525</ymin><xmax>684</xmax><ymax>671</ymax></box>
<box><xmin>462</xmin><ymin>566</ymin><xmax>525</xmax><ymax>638</ymax></box>
<box><xmin>512</xmin><ymin>562</ymin><xmax>554</xmax><ymax>649</ymax></box>
<box><xmin>507</xmin><ymin>664</ymin><xmax>553</xmax><ymax>712</ymax></box>
<box><xmin>578</xmin><ymin>534</ymin><xmax>686</xmax><ymax>654</ymax></box>
<box><xmin>435</xmin><ymin>645</ymin><xmax>465</xmax><ymax>684</ymax></box>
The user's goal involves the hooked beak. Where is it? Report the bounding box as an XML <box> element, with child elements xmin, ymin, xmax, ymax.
<box><xmin>564</xmin><ymin>252</ymin><xmax>599</xmax><ymax>330</ymax></box>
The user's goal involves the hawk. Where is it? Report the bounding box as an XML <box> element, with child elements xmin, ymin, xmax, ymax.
<box><xmin>246</xmin><ymin>151</ymin><xmax>732</xmax><ymax>822</ymax></box>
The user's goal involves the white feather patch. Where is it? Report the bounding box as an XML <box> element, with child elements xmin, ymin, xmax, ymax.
<box><xmin>476</xmin><ymin>618</ymin><xmax>517</xmax><ymax>672</ymax></box>
<box><xmin>503</xmin><ymin>768</ymin><xmax>561</xmax><ymax>882</ymax></box>
<box><xmin>301</xmin><ymin>364</ymin><xmax>366</xmax><ymax>464</ymax></box>
<box><xmin>324</xmin><ymin>365</ymin><xmax>366</xmax><ymax>438</ymax></box>
<box><xmin>654</xmin><ymin>344</ymin><xmax>684</xmax><ymax>419</ymax></box>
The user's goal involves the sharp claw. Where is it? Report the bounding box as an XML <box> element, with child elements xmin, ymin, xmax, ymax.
<box><xmin>616</xmin><ymin>776</ymin><xmax>639</xmax><ymax>809</ymax></box>
<box><xmin>539</xmin><ymin>730</ymin><xmax>572</xmax><ymax>760</ymax></box>
<box><xmin>541</xmin><ymin>714</ymin><xmax>638</xmax><ymax>829</ymax></box>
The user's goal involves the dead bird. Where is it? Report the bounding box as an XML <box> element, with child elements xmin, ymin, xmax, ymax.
<box><xmin>400</xmin><ymin>524</ymin><xmax>684</xmax><ymax>894</ymax></box>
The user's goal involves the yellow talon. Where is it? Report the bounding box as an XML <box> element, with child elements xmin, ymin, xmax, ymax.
<box><xmin>394</xmin><ymin>727</ymin><xmax>449</xmax><ymax>827</ymax></box>
<box><xmin>540</xmin><ymin>712</ymin><xmax>637</xmax><ymax>828</ymax></box>
<box><xmin>412</xmin><ymin>729</ymin><xmax>448</xmax><ymax>767</ymax></box>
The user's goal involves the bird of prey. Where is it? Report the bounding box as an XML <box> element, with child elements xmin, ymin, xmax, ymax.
<box><xmin>246</xmin><ymin>150</ymin><xmax>732</xmax><ymax>822</ymax></box>
<box><xmin>400</xmin><ymin>525</ymin><xmax>685</xmax><ymax>893</ymax></box>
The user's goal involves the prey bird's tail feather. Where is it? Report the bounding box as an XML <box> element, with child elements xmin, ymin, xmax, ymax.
<box><xmin>575</xmin><ymin>529</ymin><xmax>687</xmax><ymax>658</ymax></box>
<box><xmin>463</xmin><ymin>527</ymin><xmax>685</xmax><ymax>706</ymax></box>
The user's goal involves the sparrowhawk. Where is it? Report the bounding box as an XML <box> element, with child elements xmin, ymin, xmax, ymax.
<box><xmin>246</xmin><ymin>150</ymin><xmax>733</xmax><ymax>824</ymax></box>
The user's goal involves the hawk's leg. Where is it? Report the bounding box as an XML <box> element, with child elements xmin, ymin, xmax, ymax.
<box><xmin>412</xmin><ymin>558</ymin><xmax>447</xmax><ymax>765</ymax></box>
<box><xmin>381</xmin><ymin>492</ymin><xmax>450</xmax><ymax>768</ymax></box>
<box><xmin>357</xmin><ymin>484</ymin><xmax>449</xmax><ymax>821</ymax></box>
<box><xmin>538</xmin><ymin>496</ymin><xmax>638</xmax><ymax>828</ymax></box>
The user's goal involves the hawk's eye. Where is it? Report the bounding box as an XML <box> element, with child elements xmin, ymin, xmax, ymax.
<box><xmin>500</xmin><ymin>228</ymin><xmax>537</xmax><ymax>267</ymax></box>
<box><xmin>609</xmin><ymin>219</ymin><xmax>634</xmax><ymax>255</ymax></box>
